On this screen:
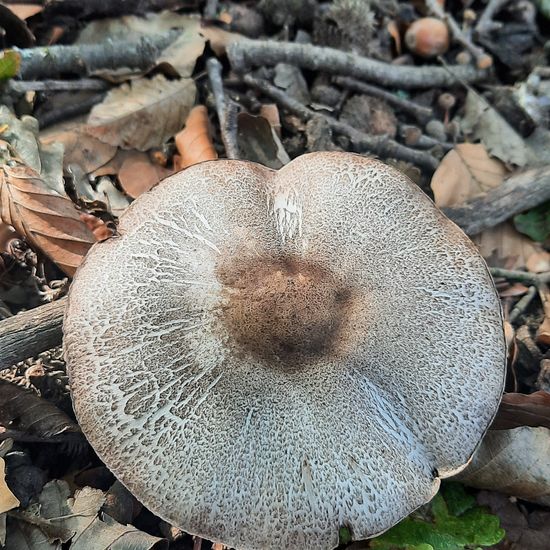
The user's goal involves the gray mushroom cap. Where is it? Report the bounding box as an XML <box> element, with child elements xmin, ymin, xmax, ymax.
<box><xmin>64</xmin><ymin>152</ymin><xmax>506</xmax><ymax>550</ymax></box>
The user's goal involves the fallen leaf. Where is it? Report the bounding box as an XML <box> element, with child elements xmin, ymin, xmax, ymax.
<box><xmin>514</xmin><ymin>199</ymin><xmax>550</xmax><ymax>243</ymax></box>
<box><xmin>259</xmin><ymin>104</ymin><xmax>282</xmax><ymax>136</ymax></box>
<box><xmin>157</xmin><ymin>18</ymin><xmax>206</xmax><ymax>77</ymax></box>
<box><xmin>477</xmin><ymin>491</ymin><xmax>550</xmax><ymax>550</ymax></box>
<box><xmin>0</xmin><ymin>107</ymin><xmax>64</xmax><ymax>194</ymax></box>
<box><xmin>536</xmin><ymin>282</ymin><xmax>550</xmax><ymax>346</ymax></box>
<box><xmin>526</xmin><ymin>251</ymin><xmax>550</xmax><ymax>273</ymax></box>
<box><xmin>431</xmin><ymin>143</ymin><xmax>508</xmax><ymax>207</ymax></box>
<box><xmin>237</xmin><ymin>112</ymin><xmax>290</xmax><ymax>169</ymax></box>
<box><xmin>86</xmin><ymin>74</ymin><xmax>196</xmax><ymax>151</ymax></box>
<box><xmin>41</xmin><ymin>129</ymin><xmax>117</xmax><ymax>174</ymax></box>
<box><xmin>6</xmin><ymin>480</ymin><xmax>167</xmax><ymax>550</ymax></box>
<box><xmin>79</xmin><ymin>213</ymin><xmax>113</xmax><ymax>242</ymax></box>
<box><xmin>0</xmin><ymin>51</ymin><xmax>20</xmax><ymax>80</ymax></box>
<box><xmin>118</xmin><ymin>151</ymin><xmax>173</xmax><ymax>198</ymax></box>
<box><xmin>0</xmin><ymin>149</ymin><xmax>95</xmax><ymax>276</ymax></box>
<box><xmin>456</xmin><ymin>426</ymin><xmax>550</xmax><ymax>506</ymax></box>
<box><xmin>475</xmin><ymin>222</ymin><xmax>541</xmax><ymax>269</ymax></box>
<box><xmin>0</xmin><ymin>148</ymin><xmax>95</xmax><ymax>274</ymax></box>
<box><xmin>174</xmin><ymin>105</ymin><xmax>218</xmax><ymax>169</ymax></box>
<box><xmin>3</xmin><ymin>3</ymin><xmax>43</xmax><ymax>20</ymax></box>
<box><xmin>461</xmin><ymin>90</ymin><xmax>531</xmax><ymax>167</ymax></box>
<box><xmin>0</xmin><ymin>459</ymin><xmax>19</xmax><ymax>514</ymax></box>
<box><xmin>0</xmin><ymin>381</ymin><xmax>82</xmax><ymax>443</ymax></box>
<box><xmin>491</xmin><ymin>391</ymin><xmax>550</xmax><ymax>430</ymax></box>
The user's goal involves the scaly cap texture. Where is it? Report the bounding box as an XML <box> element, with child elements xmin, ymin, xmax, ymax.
<box><xmin>64</xmin><ymin>152</ymin><xmax>506</xmax><ymax>550</ymax></box>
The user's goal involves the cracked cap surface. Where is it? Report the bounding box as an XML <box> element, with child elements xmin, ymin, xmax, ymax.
<box><xmin>64</xmin><ymin>152</ymin><xmax>506</xmax><ymax>550</ymax></box>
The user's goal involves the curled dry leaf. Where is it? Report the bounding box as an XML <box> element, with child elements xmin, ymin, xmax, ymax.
<box><xmin>174</xmin><ymin>105</ymin><xmax>217</xmax><ymax>170</ymax></box>
<box><xmin>491</xmin><ymin>391</ymin><xmax>550</xmax><ymax>430</ymax></box>
<box><xmin>86</xmin><ymin>75</ymin><xmax>196</xmax><ymax>151</ymax></box>
<box><xmin>0</xmin><ymin>148</ymin><xmax>95</xmax><ymax>276</ymax></box>
<box><xmin>0</xmin><ymin>381</ymin><xmax>82</xmax><ymax>443</ymax></box>
<box><xmin>456</xmin><ymin>426</ymin><xmax>550</xmax><ymax>506</ymax></box>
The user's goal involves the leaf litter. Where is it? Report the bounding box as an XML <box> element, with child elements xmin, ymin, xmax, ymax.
<box><xmin>1</xmin><ymin>1</ymin><xmax>550</xmax><ymax>549</ymax></box>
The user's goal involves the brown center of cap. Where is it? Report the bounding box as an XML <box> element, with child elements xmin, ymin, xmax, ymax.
<box><xmin>218</xmin><ymin>256</ymin><xmax>354</xmax><ymax>367</ymax></box>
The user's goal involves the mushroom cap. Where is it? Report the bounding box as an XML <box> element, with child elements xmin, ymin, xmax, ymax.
<box><xmin>64</xmin><ymin>152</ymin><xmax>506</xmax><ymax>550</ymax></box>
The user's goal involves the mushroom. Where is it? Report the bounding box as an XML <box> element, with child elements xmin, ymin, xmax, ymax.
<box><xmin>64</xmin><ymin>152</ymin><xmax>506</xmax><ymax>550</ymax></box>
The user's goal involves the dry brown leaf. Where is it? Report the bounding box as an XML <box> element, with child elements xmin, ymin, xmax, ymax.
<box><xmin>0</xmin><ymin>152</ymin><xmax>95</xmax><ymax>276</ymax></box>
<box><xmin>41</xmin><ymin>129</ymin><xmax>117</xmax><ymax>174</ymax></box>
<box><xmin>457</xmin><ymin>426</ymin><xmax>550</xmax><ymax>506</ymax></box>
<box><xmin>79</xmin><ymin>213</ymin><xmax>113</xmax><ymax>242</ymax></box>
<box><xmin>475</xmin><ymin>222</ymin><xmax>541</xmax><ymax>269</ymax></box>
<box><xmin>491</xmin><ymin>391</ymin><xmax>550</xmax><ymax>430</ymax></box>
<box><xmin>526</xmin><ymin>251</ymin><xmax>550</xmax><ymax>273</ymax></box>
<box><xmin>199</xmin><ymin>25</ymin><xmax>245</xmax><ymax>56</ymax></box>
<box><xmin>118</xmin><ymin>151</ymin><xmax>174</xmax><ymax>198</ymax></box>
<box><xmin>174</xmin><ymin>105</ymin><xmax>217</xmax><ymax>169</ymax></box>
<box><xmin>4</xmin><ymin>3</ymin><xmax>43</xmax><ymax>19</ymax></box>
<box><xmin>86</xmin><ymin>75</ymin><xmax>196</xmax><ymax>151</ymax></box>
<box><xmin>431</xmin><ymin>143</ymin><xmax>508</xmax><ymax>207</ymax></box>
<box><xmin>0</xmin><ymin>459</ymin><xmax>19</xmax><ymax>515</ymax></box>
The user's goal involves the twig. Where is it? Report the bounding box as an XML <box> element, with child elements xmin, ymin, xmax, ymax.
<box><xmin>333</xmin><ymin>76</ymin><xmax>433</xmax><ymax>124</ymax></box>
<box><xmin>243</xmin><ymin>75</ymin><xmax>439</xmax><ymax>172</ymax></box>
<box><xmin>206</xmin><ymin>58</ymin><xmax>239</xmax><ymax>159</ymax></box>
<box><xmin>489</xmin><ymin>268</ymin><xmax>550</xmax><ymax>286</ymax></box>
<box><xmin>0</xmin><ymin>297</ymin><xmax>66</xmax><ymax>371</ymax></box>
<box><xmin>14</xmin><ymin>32</ymin><xmax>179</xmax><ymax>80</ymax></box>
<box><xmin>227</xmin><ymin>40</ymin><xmax>489</xmax><ymax>89</ymax></box>
<box><xmin>37</xmin><ymin>92</ymin><xmax>106</xmax><ymax>129</ymax></box>
<box><xmin>443</xmin><ymin>166</ymin><xmax>550</xmax><ymax>235</ymax></box>
<box><xmin>399</xmin><ymin>125</ymin><xmax>453</xmax><ymax>152</ymax></box>
<box><xmin>8</xmin><ymin>79</ymin><xmax>111</xmax><ymax>93</ymax></box>
<box><xmin>509</xmin><ymin>285</ymin><xmax>537</xmax><ymax>323</ymax></box>
<box><xmin>425</xmin><ymin>0</ymin><xmax>493</xmax><ymax>69</ymax></box>
<box><xmin>476</xmin><ymin>0</ymin><xmax>511</xmax><ymax>35</ymax></box>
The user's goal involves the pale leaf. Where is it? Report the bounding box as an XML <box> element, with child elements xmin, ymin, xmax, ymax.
<box><xmin>431</xmin><ymin>143</ymin><xmax>508</xmax><ymax>208</ymax></box>
<box><xmin>461</xmin><ymin>90</ymin><xmax>531</xmax><ymax>167</ymax></box>
<box><xmin>86</xmin><ymin>75</ymin><xmax>196</xmax><ymax>151</ymax></box>
<box><xmin>456</xmin><ymin>426</ymin><xmax>550</xmax><ymax>506</ymax></box>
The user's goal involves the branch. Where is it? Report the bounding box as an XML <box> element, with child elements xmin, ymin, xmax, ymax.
<box><xmin>0</xmin><ymin>298</ymin><xmax>65</xmax><ymax>370</ymax></box>
<box><xmin>243</xmin><ymin>75</ymin><xmax>439</xmax><ymax>172</ymax></box>
<box><xmin>443</xmin><ymin>166</ymin><xmax>550</xmax><ymax>235</ymax></box>
<box><xmin>14</xmin><ymin>32</ymin><xmax>178</xmax><ymax>80</ymax></box>
<box><xmin>228</xmin><ymin>40</ymin><xmax>489</xmax><ymax>89</ymax></box>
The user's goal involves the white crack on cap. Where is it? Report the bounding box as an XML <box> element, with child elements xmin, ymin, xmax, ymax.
<box><xmin>64</xmin><ymin>152</ymin><xmax>506</xmax><ymax>550</ymax></box>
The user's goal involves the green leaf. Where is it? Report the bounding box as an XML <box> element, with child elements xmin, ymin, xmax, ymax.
<box><xmin>339</xmin><ymin>526</ymin><xmax>352</xmax><ymax>545</ymax></box>
<box><xmin>370</xmin><ymin>483</ymin><xmax>505</xmax><ymax>550</ymax></box>
<box><xmin>514</xmin><ymin>200</ymin><xmax>550</xmax><ymax>242</ymax></box>
<box><xmin>0</xmin><ymin>50</ymin><xmax>20</xmax><ymax>80</ymax></box>
<box><xmin>534</xmin><ymin>0</ymin><xmax>550</xmax><ymax>19</ymax></box>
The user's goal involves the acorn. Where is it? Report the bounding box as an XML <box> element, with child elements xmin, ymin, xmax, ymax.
<box><xmin>404</xmin><ymin>17</ymin><xmax>450</xmax><ymax>58</ymax></box>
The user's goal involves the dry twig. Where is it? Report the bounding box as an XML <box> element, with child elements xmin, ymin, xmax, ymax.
<box><xmin>228</xmin><ymin>40</ymin><xmax>488</xmax><ymax>89</ymax></box>
<box><xmin>207</xmin><ymin>58</ymin><xmax>240</xmax><ymax>159</ymax></box>
<box><xmin>243</xmin><ymin>75</ymin><xmax>439</xmax><ymax>172</ymax></box>
<box><xmin>333</xmin><ymin>76</ymin><xmax>433</xmax><ymax>124</ymax></box>
<box><xmin>15</xmin><ymin>32</ymin><xmax>179</xmax><ymax>80</ymax></box>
